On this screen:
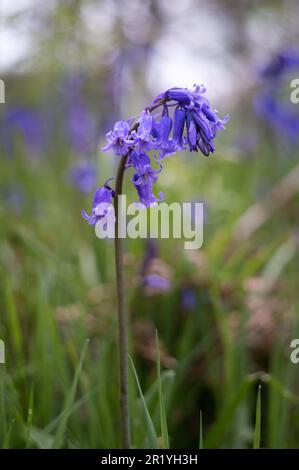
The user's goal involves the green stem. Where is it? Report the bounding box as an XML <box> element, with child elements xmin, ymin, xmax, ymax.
<box><xmin>114</xmin><ymin>153</ymin><xmax>131</xmax><ymax>449</ymax></box>
<box><xmin>113</xmin><ymin>98</ymin><xmax>166</xmax><ymax>449</ymax></box>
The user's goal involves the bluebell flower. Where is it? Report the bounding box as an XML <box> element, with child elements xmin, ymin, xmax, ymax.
<box><xmin>129</xmin><ymin>151</ymin><xmax>151</xmax><ymax>173</ymax></box>
<box><xmin>131</xmin><ymin>165</ymin><xmax>163</xmax><ymax>207</ymax></box>
<box><xmin>130</xmin><ymin>112</ymin><xmax>154</xmax><ymax>152</ymax></box>
<box><xmin>69</xmin><ymin>161</ymin><xmax>97</xmax><ymax>195</ymax></box>
<box><xmin>2</xmin><ymin>184</ymin><xmax>25</xmax><ymax>214</ymax></box>
<box><xmin>81</xmin><ymin>183</ymin><xmax>115</xmax><ymax>226</ymax></box>
<box><xmin>255</xmin><ymin>49</ymin><xmax>299</xmax><ymax>142</ymax></box>
<box><xmin>153</xmin><ymin>113</ymin><xmax>175</xmax><ymax>158</ymax></box>
<box><xmin>165</xmin><ymin>85</ymin><xmax>228</xmax><ymax>156</ymax></box>
<box><xmin>254</xmin><ymin>91</ymin><xmax>299</xmax><ymax>141</ymax></box>
<box><xmin>260</xmin><ymin>48</ymin><xmax>299</xmax><ymax>80</ymax></box>
<box><xmin>102</xmin><ymin>120</ymin><xmax>131</xmax><ymax>156</ymax></box>
<box><xmin>140</xmin><ymin>239</ymin><xmax>172</xmax><ymax>295</ymax></box>
<box><xmin>181</xmin><ymin>286</ymin><xmax>197</xmax><ymax>311</ymax></box>
<box><xmin>84</xmin><ymin>83</ymin><xmax>228</xmax><ymax>217</ymax></box>
<box><xmin>68</xmin><ymin>100</ymin><xmax>97</xmax><ymax>156</ymax></box>
<box><xmin>143</xmin><ymin>274</ymin><xmax>171</xmax><ymax>293</ymax></box>
<box><xmin>172</xmin><ymin>108</ymin><xmax>186</xmax><ymax>149</ymax></box>
<box><xmin>5</xmin><ymin>106</ymin><xmax>46</xmax><ymax>155</ymax></box>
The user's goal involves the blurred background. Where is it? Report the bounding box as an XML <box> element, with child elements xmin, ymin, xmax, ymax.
<box><xmin>1</xmin><ymin>0</ymin><xmax>299</xmax><ymax>449</ymax></box>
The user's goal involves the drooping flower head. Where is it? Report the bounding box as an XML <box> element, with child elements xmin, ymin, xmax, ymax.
<box><xmin>82</xmin><ymin>84</ymin><xmax>228</xmax><ymax>221</ymax></box>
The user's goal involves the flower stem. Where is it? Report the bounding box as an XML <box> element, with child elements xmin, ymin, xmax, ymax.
<box><xmin>114</xmin><ymin>153</ymin><xmax>131</xmax><ymax>449</ymax></box>
<box><xmin>113</xmin><ymin>99</ymin><xmax>166</xmax><ymax>449</ymax></box>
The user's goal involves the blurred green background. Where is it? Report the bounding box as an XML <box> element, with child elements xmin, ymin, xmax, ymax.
<box><xmin>1</xmin><ymin>0</ymin><xmax>299</xmax><ymax>449</ymax></box>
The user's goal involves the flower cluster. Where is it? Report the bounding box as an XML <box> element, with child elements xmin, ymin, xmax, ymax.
<box><xmin>82</xmin><ymin>84</ymin><xmax>228</xmax><ymax>224</ymax></box>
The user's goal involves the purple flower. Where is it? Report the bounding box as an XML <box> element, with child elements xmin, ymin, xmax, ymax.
<box><xmin>81</xmin><ymin>183</ymin><xmax>115</xmax><ymax>226</ymax></box>
<box><xmin>172</xmin><ymin>108</ymin><xmax>186</xmax><ymax>148</ymax></box>
<box><xmin>130</xmin><ymin>112</ymin><xmax>154</xmax><ymax>152</ymax></box>
<box><xmin>68</xmin><ymin>101</ymin><xmax>97</xmax><ymax>156</ymax></box>
<box><xmin>143</xmin><ymin>274</ymin><xmax>171</xmax><ymax>293</ymax></box>
<box><xmin>140</xmin><ymin>239</ymin><xmax>172</xmax><ymax>295</ymax></box>
<box><xmin>181</xmin><ymin>286</ymin><xmax>197</xmax><ymax>311</ymax></box>
<box><xmin>153</xmin><ymin>114</ymin><xmax>175</xmax><ymax>158</ymax></box>
<box><xmin>164</xmin><ymin>85</ymin><xmax>228</xmax><ymax>156</ymax></box>
<box><xmin>129</xmin><ymin>150</ymin><xmax>150</xmax><ymax>172</ymax></box>
<box><xmin>2</xmin><ymin>184</ymin><xmax>25</xmax><ymax>214</ymax></box>
<box><xmin>5</xmin><ymin>106</ymin><xmax>46</xmax><ymax>155</ymax></box>
<box><xmin>254</xmin><ymin>91</ymin><xmax>299</xmax><ymax>141</ymax></box>
<box><xmin>260</xmin><ymin>48</ymin><xmax>299</xmax><ymax>80</ymax></box>
<box><xmin>69</xmin><ymin>161</ymin><xmax>97</xmax><ymax>195</ymax></box>
<box><xmin>102</xmin><ymin>120</ymin><xmax>131</xmax><ymax>156</ymax></box>
<box><xmin>255</xmin><ymin>49</ymin><xmax>299</xmax><ymax>142</ymax></box>
<box><xmin>131</xmin><ymin>164</ymin><xmax>163</xmax><ymax>208</ymax></box>
<box><xmin>85</xmin><ymin>83</ymin><xmax>228</xmax><ymax>214</ymax></box>
<box><xmin>63</xmin><ymin>74</ymin><xmax>97</xmax><ymax>156</ymax></box>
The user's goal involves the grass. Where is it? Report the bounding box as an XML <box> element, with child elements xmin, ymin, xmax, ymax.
<box><xmin>1</xmin><ymin>98</ymin><xmax>299</xmax><ymax>448</ymax></box>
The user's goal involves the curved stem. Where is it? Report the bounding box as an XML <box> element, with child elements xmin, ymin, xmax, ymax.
<box><xmin>114</xmin><ymin>153</ymin><xmax>131</xmax><ymax>449</ymax></box>
<box><xmin>113</xmin><ymin>98</ymin><xmax>167</xmax><ymax>449</ymax></box>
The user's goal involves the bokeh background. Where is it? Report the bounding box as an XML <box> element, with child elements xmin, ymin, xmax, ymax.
<box><xmin>1</xmin><ymin>0</ymin><xmax>299</xmax><ymax>449</ymax></box>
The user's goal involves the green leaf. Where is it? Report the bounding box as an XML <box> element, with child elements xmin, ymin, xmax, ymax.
<box><xmin>205</xmin><ymin>375</ymin><xmax>255</xmax><ymax>448</ymax></box>
<box><xmin>52</xmin><ymin>339</ymin><xmax>89</xmax><ymax>448</ymax></box>
<box><xmin>155</xmin><ymin>330</ymin><xmax>169</xmax><ymax>449</ymax></box>
<box><xmin>129</xmin><ymin>355</ymin><xmax>159</xmax><ymax>449</ymax></box>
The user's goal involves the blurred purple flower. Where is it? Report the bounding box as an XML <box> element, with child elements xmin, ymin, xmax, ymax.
<box><xmin>5</xmin><ymin>106</ymin><xmax>46</xmax><ymax>155</ymax></box>
<box><xmin>254</xmin><ymin>91</ymin><xmax>299</xmax><ymax>141</ymax></box>
<box><xmin>181</xmin><ymin>286</ymin><xmax>197</xmax><ymax>311</ymax></box>
<box><xmin>68</xmin><ymin>102</ymin><xmax>97</xmax><ymax>156</ymax></box>
<box><xmin>255</xmin><ymin>48</ymin><xmax>299</xmax><ymax>142</ymax></box>
<box><xmin>143</xmin><ymin>274</ymin><xmax>171</xmax><ymax>293</ymax></box>
<box><xmin>260</xmin><ymin>48</ymin><xmax>299</xmax><ymax>80</ymax></box>
<box><xmin>69</xmin><ymin>161</ymin><xmax>97</xmax><ymax>195</ymax></box>
<box><xmin>2</xmin><ymin>184</ymin><xmax>25</xmax><ymax>214</ymax></box>
<box><xmin>140</xmin><ymin>240</ymin><xmax>172</xmax><ymax>296</ymax></box>
<box><xmin>63</xmin><ymin>74</ymin><xmax>98</xmax><ymax>156</ymax></box>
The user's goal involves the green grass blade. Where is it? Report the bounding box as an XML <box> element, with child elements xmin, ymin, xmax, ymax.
<box><xmin>5</xmin><ymin>279</ymin><xmax>23</xmax><ymax>366</ymax></box>
<box><xmin>253</xmin><ymin>385</ymin><xmax>262</xmax><ymax>449</ymax></box>
<box><xmin>0</xmin><ymin>368</ymin><xmax>7</xmax><ymax>444</ymax></box>
<box><xmin>52</xmin><ymin>339</ymin><xmax>89</xmax><ymax>449</ymax></box>
<box><xmin>199</xmin><ymin>410</ymin><xmax>203</xmax><ymax>449</ymax></box>
<box><xmin>129</xmin><ymin>355</ymin><xmax>159</xmax><ymax>449</ymax></box>
<box><xmin>26</xmin><ymin>384</ymin><xmax>34</xmax><ymax>448</ymax></box>
<box><xmin>205</xmin><ymin>375</ymin><xmax>255</xmax><ymax>448</ymax></box>
<box><xmin>155</xmin><ymin>330</ymin><xmax>169</xmax><ymax>449</ymax></box>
